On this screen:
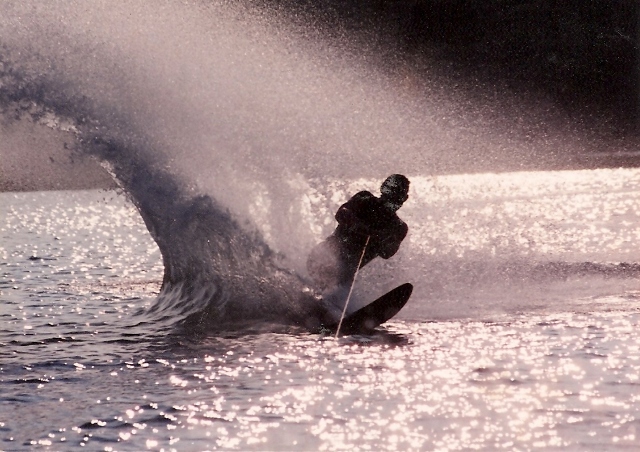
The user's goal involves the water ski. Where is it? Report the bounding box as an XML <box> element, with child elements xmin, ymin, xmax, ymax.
<box><xmin>325</xmin><ymin>283</ymin><xmax>413</xmax><ymax>335</ymax></box>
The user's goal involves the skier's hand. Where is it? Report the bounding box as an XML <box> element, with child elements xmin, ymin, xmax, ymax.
<box><xmin>352</xmin><ymin>221</ymin><xmax>374</xmax><ymax>238</ymax></box>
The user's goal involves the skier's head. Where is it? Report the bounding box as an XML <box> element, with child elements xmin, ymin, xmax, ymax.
<box><xmin>380</xmin><ymin>174</ymin><xmax>410</xmax><ymax>210</ymax></box>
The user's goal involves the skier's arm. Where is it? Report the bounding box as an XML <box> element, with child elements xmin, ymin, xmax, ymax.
<box><xmin>335</xmin><ymin>192</ymin><xmax>374</xmax><ymax>236</ymax></box>
<box><xmin>376</xmin><ymin>222</ymin><xmax>408</xmax><ymax>259</ymax></box>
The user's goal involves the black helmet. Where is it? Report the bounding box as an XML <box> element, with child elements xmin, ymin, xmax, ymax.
<box><xmin>380</xmin><ymin>174</ymin><xmax>410</xmax><ymax>203</ymax></box>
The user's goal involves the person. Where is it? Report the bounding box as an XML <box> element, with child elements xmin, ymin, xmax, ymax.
<box><xmin>307</xmin><ymin>174</ymin><xmax>410</xmax><ymax>293</ymax></box>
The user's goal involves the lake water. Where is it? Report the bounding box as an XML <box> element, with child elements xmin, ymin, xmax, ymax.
<box><xmin>3</xmin><ymin>167</ymin><xmax>640</xmax><ymax>451</ymax></box>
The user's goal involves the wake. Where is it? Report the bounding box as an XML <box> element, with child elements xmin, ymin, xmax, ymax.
<box><xmin>0</xmin><ymin>43</ymin><xmax>327</xmax><ymax>333</ymax></box>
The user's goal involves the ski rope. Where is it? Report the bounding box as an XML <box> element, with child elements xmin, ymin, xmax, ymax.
<box><xmin>335</xmin><ymin>235</ymin><xmax>370</xmax><ymax>338</ymax></box>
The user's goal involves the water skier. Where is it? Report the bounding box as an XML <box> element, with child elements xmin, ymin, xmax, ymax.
<box><xmin>307</xmin><ymin>174</ymin><xmax>410</xmax><ymax>302</ymax></box>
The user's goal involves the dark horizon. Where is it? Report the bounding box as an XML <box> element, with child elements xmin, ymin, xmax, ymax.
<box><xmin>269</xmin><ymin>0</ymin><xmax>639</xmax><ymax>135</ymax></box>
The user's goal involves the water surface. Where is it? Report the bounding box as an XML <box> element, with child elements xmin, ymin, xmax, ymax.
<box><xmin>3</xmin><ymin>168</ymin><xmax>640</xmax><ymax>450</ymax></box>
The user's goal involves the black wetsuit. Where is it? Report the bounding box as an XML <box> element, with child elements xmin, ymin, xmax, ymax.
<box><xmin>307</xmin><ymin>190</ymin><xmax>408</xmax><ymax>290</ymax></box>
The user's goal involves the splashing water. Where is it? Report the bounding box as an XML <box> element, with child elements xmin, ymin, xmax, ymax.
<box><xmin>0</xmin><ymin>0</ymin><xmax>637</xmax><ymax>328</ymax></box>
